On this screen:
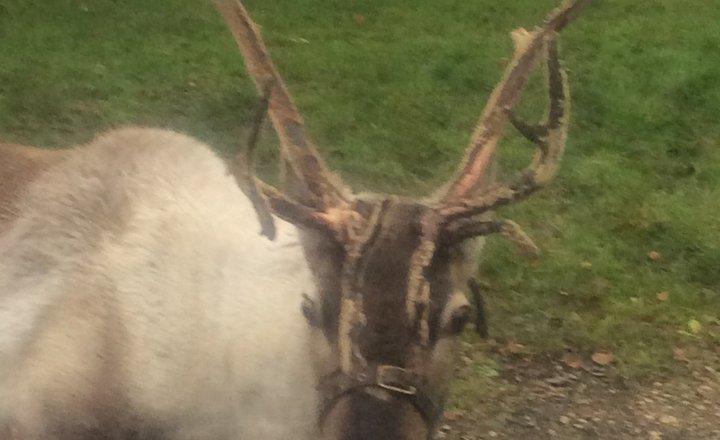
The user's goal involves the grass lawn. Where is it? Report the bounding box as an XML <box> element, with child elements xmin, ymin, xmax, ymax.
<box><xmin>1</xmin><ymin>0</ymin><xmax>719</xmax><ymax>380</ymax></box>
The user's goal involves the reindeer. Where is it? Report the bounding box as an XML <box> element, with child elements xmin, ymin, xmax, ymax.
<box><xmin>0</xmin><ymin>0</ymin><xmax>589</xmax><ymax>439</ymax></box>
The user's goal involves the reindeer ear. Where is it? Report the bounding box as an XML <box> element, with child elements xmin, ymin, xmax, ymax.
<box><xmin>468</xmin><ymin>278</ymin><xmax>489</xmax><ymax>338</ymax></box>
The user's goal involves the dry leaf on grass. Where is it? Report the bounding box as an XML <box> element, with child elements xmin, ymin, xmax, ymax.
<box><xmin>647</xmin><ymin>250</ymin><xmax>661</xmax><ymax>261</ymax></box>
<box><xmin>562</xmin><ymin>355</ymin><xmax>583</xmax><ymax>369</ymax></box>
<box><xmin>503</xmin><ymin>342</ymin><xmax>525</xmax><ymax>354</ymax></box>
<box><xmin>591</xmin><ymin>351</ymin><xmax>615</xmax><ymax>366</ymax></box>
<box><xmin>442</xmin><ymin>409</ymin><xmax>465</xmax><ymax>421</ymax></box>
<box><xmin>672</xmin><ymin>346</ymin><xmax>688</xmax><ymax>362</ymax></box>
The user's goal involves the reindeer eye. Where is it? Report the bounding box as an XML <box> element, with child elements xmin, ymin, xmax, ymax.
<box><xmin>447</xmin><ymin>305</ymin><xmax>472</xmax><ymax>335</ymax></box>
<box><xmin>301</xmin><ymin>294</ymin><xmax>322</xmax><ymax>328</ymax></box>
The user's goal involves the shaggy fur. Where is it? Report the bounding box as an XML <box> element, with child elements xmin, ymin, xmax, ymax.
<box><xmin>0</xmin><ymin>128</ymin><xmax>319</xmax><ymax>440</ymax></box>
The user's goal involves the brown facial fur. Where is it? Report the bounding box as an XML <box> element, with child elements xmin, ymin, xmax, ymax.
<box><xmin>303</xmin><ymin>197</ymin><xmax>480</xmax><ymax>439</ymax></box>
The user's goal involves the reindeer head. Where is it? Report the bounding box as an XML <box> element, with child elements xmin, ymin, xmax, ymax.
<box><xmin>215</xmin><ymin>1</ymin><xmax>589</xmax><ymax>438</ymax></box>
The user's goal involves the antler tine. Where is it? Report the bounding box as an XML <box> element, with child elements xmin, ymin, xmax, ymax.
<box><xmin>441</xmin><ymin>37</ymin><xmax>570</xmax><ymax>224</ymax></box>
<box><xmin>443</xmin><ymin>217</ymin><xmax>540</xmax><ymax>257</ymax></box>
<box><xmin>229</xmin><ymin>82</ymin><xmax>277</xmax><ymax>239</ymax></box>
<box><xmin>230</xmin><ymin>84</ymin><xmax>343</xmax><ymax>239</ymax></box>
<box><xmin>215</xmin><ymin>0</ymin><xmax>349</xmax><ymax>211</ymax></box>
<box><xmin>438</xmin><ymin>0</ymin><xmax>590</xmax><ymax>204</ymax></box>
<box><xmin>258</xmin><ymin>182</ymin><xmax>345</xmax><ymax>238</ymax></box>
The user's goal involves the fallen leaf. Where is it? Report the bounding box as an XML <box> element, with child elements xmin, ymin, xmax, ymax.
<box><xmin>672</xmin><ymin>346</ymin><xmax>688</xmax><ymax>362</ymax></box>
<box><xmin>688</xmin><ymin>319</ymin><xmax>702</xmax><ymax>334</ymax></box>
<box><xmin>504</xmin><ymin>342</ymin><xmax>525</xmax><ymax>354</ymax></box>
<box><xmin>591</xmin><ymin>351</ymin><xmax>615</xmax><ymax>366</ymax></box>
<box><xmin>647</xmin><ymin>250</ymin><xmax>661</xmax><ymax>261</ymax></box>
<box><xmin>442</xmin><ymin>409</ymin><xmax>465</xmax><ymax>421</ymax></box>
<box><xmin>562</xmin><ymin>355</ymin><xmax>583</xmax><ymax>369</ymax></box>
<box><xmin>656</xmin><ymin>291</ymin><xmax>670</xmax><ymax>301</ymax></box>
<box><xmin>353</xmin><ymin>14</ymin><xmax>366</xmax><ymax>25</ymax></box>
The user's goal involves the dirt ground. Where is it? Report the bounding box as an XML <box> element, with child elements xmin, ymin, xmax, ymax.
<box><xmin>439</xmin><ymin>349</ymin><xmax>720</xmax><ymax>440</ymax></box>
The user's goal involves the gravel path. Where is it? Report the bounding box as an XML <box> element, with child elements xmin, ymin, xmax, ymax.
<box><xmin>440</xmin><ymin>349</ymin><xmax>720</xmax><ymax>440</ymax></box>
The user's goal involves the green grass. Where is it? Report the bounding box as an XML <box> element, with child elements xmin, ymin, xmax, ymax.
<box><xmin>1</xmin><ymin>0</ymin><xmax>719</xmax><ymax>378</ymax></box>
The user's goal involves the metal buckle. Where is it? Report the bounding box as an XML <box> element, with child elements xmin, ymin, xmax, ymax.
<box><xmin>376</xmin><ymin>365</ymin><xmax>417</xmax><ymax>395</ymax></box>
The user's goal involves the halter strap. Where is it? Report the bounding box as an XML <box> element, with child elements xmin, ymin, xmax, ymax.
<box><xmin>317</xmin><ymin>364</ymin><xmax>443</xmax><ymax>427</ymax></box>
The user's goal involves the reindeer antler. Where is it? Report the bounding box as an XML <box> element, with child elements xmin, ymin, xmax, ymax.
<box><xmin>215</xmin><ymin>0</ymin><xmax>350</xmax><ymax>213</ymax></box>
<box><xmin>438</xmin><ymin>0</ymin><xmax>587</xmax><ymax>204</ymax></box>
<box><xmin>228</xmin><ymin>81</ymin><xmax>282</xmax><ymax>239</ymax></box>
<box><xmin>215</xmin><ymin>0</ymin><xmax>588</xmax><ymax>247</ymax></box>
<box><xmin>435</xmin><ymin>0</ymin><xmax>589</xmax><ymax>244</ymax></box>
<box><xmin>440</xmin><ymin>39</ymin><xmax>569</xmax><ymax>229</ymax></box>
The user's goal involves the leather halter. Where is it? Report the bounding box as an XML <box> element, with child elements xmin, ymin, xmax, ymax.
<box><xmin>317</xmin><ymin>363</ymin><xmax>443</xmax><ymax>427</ymax></box>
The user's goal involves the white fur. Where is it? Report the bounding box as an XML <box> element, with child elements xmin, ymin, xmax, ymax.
<box><xmin>0</xmin><ymin>127</ymin><xmax>319</xmax><ymax>439</ymax></box>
